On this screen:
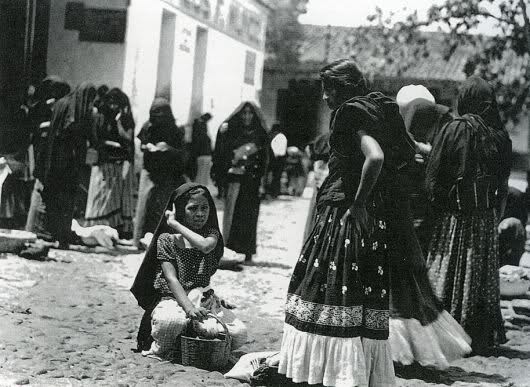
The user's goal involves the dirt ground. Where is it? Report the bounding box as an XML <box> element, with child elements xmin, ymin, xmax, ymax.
<box><xmin>0</xmin><ymin>192</ymin><xmax>529</xmax><ymax>387</ymax></box>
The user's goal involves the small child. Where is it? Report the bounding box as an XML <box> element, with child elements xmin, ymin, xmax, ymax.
<box><xmin>131</xmin><ymin>183</ymin><xmax>247</xmax><ymax>359</ymax></box>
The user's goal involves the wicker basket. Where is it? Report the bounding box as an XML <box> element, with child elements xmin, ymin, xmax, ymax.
<box><xmin>0</xmin><ymin>229</ymin><xmax>37</xmax><ymax>253</ymax></box>
<box><xmin>181</xmin><ymin>313</ymin><xmax>232</xmax><ymax>371</ymax></box>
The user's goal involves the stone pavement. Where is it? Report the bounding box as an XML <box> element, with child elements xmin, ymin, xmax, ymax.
<box><xmin>0</xmin><ymin>194</ymin><xmax>528</xmax><ymax>386</ymax></box>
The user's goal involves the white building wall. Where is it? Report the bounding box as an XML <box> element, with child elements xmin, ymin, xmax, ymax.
<box><xmin>47</xmin><ymin>0</ymin><xmax>268</xmax><ymax>159</ymax></box>
<box><xmin>46</xmin><ymin>0</ymin><xmax>128</xmax><ymax>89</ymax></box>
<box><xmin>122</xmin><ymin>0</ymin><xmax>268</xmax><ymax>144</ymax></box>
<box><xmin>121</xmin><ymin>1</ymin><xmax>163</xmax><ymax>133</ymax></box>
<box><xmin>202</xmin><ymin>27</ymin><xmax>265</xmax><ymax>141</ymax></box>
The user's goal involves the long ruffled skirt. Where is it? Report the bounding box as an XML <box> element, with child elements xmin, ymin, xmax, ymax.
<box><xmin>280</xmin><ymin>203</ymin><xmax>395</xmax><ymax>387</ymax></box>
<box><xmin>426</xmin><ymin>209</ymin><xmax>507</xmax><ymax>351</ymax></box>
<box><xmin>386</xmin><ymin>200</ymin><xmax>471</xmax><ymax>368</ymax></box>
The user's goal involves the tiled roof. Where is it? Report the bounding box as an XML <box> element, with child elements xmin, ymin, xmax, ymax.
<box><xmin>267</xmin><ymin>24</ymin><xmax>524</xmax><ymax>83</ymax></box>
<box><xmin>294</xmin><ymin>24</ymin><xmax>472</xmax><ymax>81</ymax></box>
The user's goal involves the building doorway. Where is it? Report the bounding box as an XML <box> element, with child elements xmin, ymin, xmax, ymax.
<box><xmin>189</xmin><ymin>26</ymin><xmax>208</xmax><ymax>122</ymax></box>
<box><xmin>155</xmin><ymin>9</ymin><xmax>176</xmax><ymax>101</ymax></box>
<box><xmin>276</xmin><ymin>79</ymin><xmax>321</xmax><ymax>148</ymax></box>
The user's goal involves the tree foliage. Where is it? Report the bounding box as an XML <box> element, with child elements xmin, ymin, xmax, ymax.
<box><xmin>406</xmin><ymin>0</ymin><xmax>530</xmax><ymax>122</ymax></box>
<box><xmin>265</xmin><ymin>0</ymin><xmax>308</xmax><ymax>64</ymax></box>
<box><xmin>340</xmin><ymin>7</ymin><xmax>428</xmax><ymax>79</ymax></box>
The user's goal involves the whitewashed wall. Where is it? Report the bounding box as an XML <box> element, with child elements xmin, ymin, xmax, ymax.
<box><xmin>122</xmin><ymin>0</ymin><xmax>267</xmax><ymax>144</ymax></box>
<box><xmin>47</xmin><ymin>0</ymin><xmax>268</xmax><ymax>160</ymax></box>
<box><xmin>46</xmin><ymin>0</ymin><xmax>128</xmax><ymax>89</ymax></box>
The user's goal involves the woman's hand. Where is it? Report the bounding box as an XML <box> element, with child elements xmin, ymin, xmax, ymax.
<box><xmin>220</xmin><ymin>299</ymin><xmax>236</xmax><ymax>309</ymax></box>
<box><xmin>186</xmin><ymin>306</ymin><xmax>209</xmax><ymax>321</ymax></box>
<box><xmin>414</xmin><ymin>141</ymin><xmax>432</xmax><ymax>156</ymax></box>
<box><xmin>341</xmin><ymin>201</ymin><xmax>371</xmax><ymax>234</ymax></box>
<box><xmin>165</xmin><ymin>204</ymin><xmax>180</xmax><ymax>229</ymax></box>
<box><xmin>144</xmin><ymin>143</ymin><xmax>158</xmax><ymax>152</ymax></box>
<box><xmin>156</xmin><ymin>142</ymin><xmax>169</xmax><ymax>152</ymax></box>
<box><xmin>104</xmin><ymin>140</ymin><xmax>121</xmax><ymax>148</ymax></box>
<box><xmin>116</xmin><ymin>116</ymin><xmax>132</xmax><ymax>140</ymax></box>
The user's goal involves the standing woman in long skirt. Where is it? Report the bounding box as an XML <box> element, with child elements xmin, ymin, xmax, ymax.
<box><xmin>211</xmin><ymin>102</ymin><xmax>269</xmax><ymax>262</ymax></box>
<box><xmin>387</xmin><ymin>93</ymin><xmax>472</xmax><ymax>369</ymax></box>
<box><xmin>83</xmin><ymin>88</ymin><xmax>135</xmax><ymax>238</ymax></box>
<box><xmin>41</xmin><ymin>82</ymin><xmax>97</xmax><ymax>246</ymax></box>
<box><xmin>426</xmin><ymin>76</ymin><xmax>511</xmax><ymax>353</ymax></box>
<box><xmin>133</xmin><ymin>98</ymin><xmax>187</xmax><ymax>246</ymax></box>
<box><xmin>279</xmin><ymin>59</ymin><xmax>418</xmax><ymax>386</ymax></box>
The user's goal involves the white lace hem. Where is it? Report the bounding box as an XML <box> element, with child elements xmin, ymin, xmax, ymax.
<box><xmin>279</xmin><ymin>324</ymin><xmax>395</xmax><ymax>387</ymax></box>
<box><xmin>389</xmin><ymin>310</ymin><xmax>472</xmax><ymax>369</ymax></box>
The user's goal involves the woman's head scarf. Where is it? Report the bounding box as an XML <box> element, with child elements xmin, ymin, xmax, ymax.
<box><xmin>70</xmin><ymin>82</ymin><xmax>97</xmax><ymax>123</ymax></box>
<box><xmin>211</xmin><ymin>102</ymin><xmax>269</xmax><ymax>184</ymax></box>
<box><xmin>149</xmin><ymin>97</ymin><xmax>175</xmax><ymax>125</ymax></box>
<box><xmin>34</xmin><ymin>75</ymin><xmax>71</xmax><ymax>103</ymax></box>
<box><xmin>457</xmin><ymin>76</ymin><xmax>503</xmax><ymax>130</ymax></box>
<box><xmin>396</xmin><ymin>85</ymin><xmax>435</xmax><ymax>110</ymax></box>
<box><xmin>43</xmin><ymin>82</ymin><xmax>96</xmax><ymax>183</ymax></box>
<box><xmin>99</xmin><ymin>87</ymin><xmax>136</xmax><ymax>130</ymax></box>
<box><xmin>223</xmin><ymin>101</ymin><xmax>268</xmax><ymax>136</ymax></box>
<box><xmin>130</xmin><ymin>183</ymin><xmax>223</xmax><ymax>310</ymax></box>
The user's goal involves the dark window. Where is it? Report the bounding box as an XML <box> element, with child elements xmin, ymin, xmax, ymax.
<box><xmin>79</xmin><ymin>8</ymin><xmax>127</xmax><ymax>43</ymax></box>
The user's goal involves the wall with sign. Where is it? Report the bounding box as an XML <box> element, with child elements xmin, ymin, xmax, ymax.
<box><xmin>122</xmin><ymin>0</ymin><xmax>268</xmax><ymax>148</ymax></box>
<box><xmin>47</xmin><ymin>0</ymin><xmax>129</xmax><ymax>88</ymax></box>
<box><xmin>201</xmin><ymin>26</ymin><xmax>264</xmax><ymax>141</ymax></box>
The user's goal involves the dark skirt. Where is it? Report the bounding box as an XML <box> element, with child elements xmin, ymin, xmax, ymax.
<box><xmin>223</xmin><ymin>176</ymin><xmax>261</xmax><ymax>255</ymax></box>
<box><xmin>285</xmin><ymin>198</ymin><xmax>390</xmax><ymax>340</ymax></box>
<box><xmin>42</xmin><ymin>180</ymin><xmax>77</xmax><ymax>244</ymax></box>
<box><xmin>426</xmin><ymin>208</ymin><xmax>507</xmax><ymax>350</ymax></box>
<box><xmin>133</xmin><ymin>169</ymin><xmax>185</xmax><ymax>243</ymax></box>
<box><xmin>386</xmin><ymin>199</ymin><xmax>443</xmax><ymax>324</ymax></box>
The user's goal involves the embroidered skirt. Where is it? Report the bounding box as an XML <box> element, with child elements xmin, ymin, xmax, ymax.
<box><xmin>286</xmin><ymin>203</ymin><xmax>389</xmax><ymax>339</ymax></box>
<box><xmin>280</xmin><ymin>199</ymin><xmax>395</xmax><ymax>386</ymax></box>
<box><xmin>426</xmin><ymin>208</ymin><xmax>507</xmax><ymax>350</ymax></box>
<box><xmin>83</xmin><ymin>161</ymin><xmax>134</xmax><ymax>234</ymax></box>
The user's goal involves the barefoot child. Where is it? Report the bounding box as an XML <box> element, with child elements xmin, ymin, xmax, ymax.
<box><xmin>131</xmin><ymin>183</ymin><xmax>247</xmax><ymax>358</ymax></box>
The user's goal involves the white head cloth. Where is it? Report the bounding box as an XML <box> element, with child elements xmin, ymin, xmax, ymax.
<box><xmin>396</xmin><ymin>85</ymin><xmax>435</xmax><ymax>108</ymax></box>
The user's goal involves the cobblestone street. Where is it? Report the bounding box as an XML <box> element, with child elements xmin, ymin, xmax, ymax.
<box><xmin>0</xmin><ymin>193</ymin><xmax>529</xmax><ymax>386</ymax></box>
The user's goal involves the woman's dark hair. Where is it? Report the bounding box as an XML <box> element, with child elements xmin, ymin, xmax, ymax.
<box><xmin>319</xmin><ymin>59</ymin><xmax>369</xmax><ymax>101</ymax></box>
<box><xmin>97</xmin><ymin>85</ymin><xmax>109</xmax><ymax>98</ymax></box>
<box><xmin>174</xmin><ymin>186</ymin><xmax>208</xmax><ymax>222</ymax></box>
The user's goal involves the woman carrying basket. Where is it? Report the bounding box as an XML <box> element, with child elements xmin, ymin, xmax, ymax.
<box><xmin>130</xmin><ymin>183</ymin><xmax>247</xmax><ymax>358</ymax></box>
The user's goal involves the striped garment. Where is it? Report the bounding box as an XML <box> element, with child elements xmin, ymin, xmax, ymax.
<box><xmin>83</xmin><ymin>161</ymin><xmax>134</xmax><ymax>234</ymax></box>
<box><xmin>426</xmin><ymin>208</ymin><xmax>507</xmax><ymax>350</ymax></box>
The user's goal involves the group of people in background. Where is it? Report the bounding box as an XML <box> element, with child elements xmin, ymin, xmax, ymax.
<box><xmin>0</xmin><ymin>76</ymin><xmax>235</xmax><ymax>254</ymax></box>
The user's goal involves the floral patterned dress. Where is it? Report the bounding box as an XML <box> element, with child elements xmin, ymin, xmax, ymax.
<box><xmin>279</xmin><ymin>92</ymin><xmax>415</xmax><ymax>387</ymax></box>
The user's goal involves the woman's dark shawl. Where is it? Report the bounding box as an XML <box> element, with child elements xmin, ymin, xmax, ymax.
<box><xmin>42</xmin><ymin>82</ymin><xmax>96</xmax><ymax>184</ymax></box>
<box><xmin>211</xmin><ymin>101</ymin><xmax>269</xmax><ymax>185</ymax></box>
<box><xmin>426</xmin><ymin>77</ymin><xmax>512</xmax><ymax>199</ymax></box>
<box><xmin>130</xmin><ymin>183</ymin><xmax>224</xmax><ymax>310</ymax></box>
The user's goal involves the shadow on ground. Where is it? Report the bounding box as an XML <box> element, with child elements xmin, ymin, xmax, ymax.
<box><xmin>395</xmin><ymin>363</ymin><xmax>507</xmax><ymax>385</ymax></box>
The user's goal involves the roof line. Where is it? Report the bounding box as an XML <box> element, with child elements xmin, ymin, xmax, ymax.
<box><xmin>254</xmin><ymin>0</ymin><xmax>275</xmax><ymax>12</ymax></box>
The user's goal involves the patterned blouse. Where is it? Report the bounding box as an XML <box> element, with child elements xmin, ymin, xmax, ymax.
<box><xmin>153</xmin><ymin>227</ymin><xmax>221</xmax><ymax>296</ymax></box>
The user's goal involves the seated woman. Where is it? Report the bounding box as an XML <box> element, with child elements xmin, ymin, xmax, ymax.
<box><xmin>130</xmin><ymin>183</ymin><xmax>247</xmax><ymax>358</ymax></box>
